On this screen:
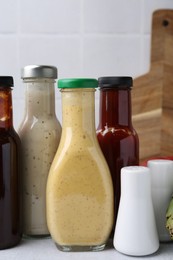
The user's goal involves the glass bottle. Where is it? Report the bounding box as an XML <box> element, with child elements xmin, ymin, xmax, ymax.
<box><xmin>96</xmin><ymin>77</ymin><xmax>139</xmax><ymax>237</ymax></box>
<box><xmin>18</xmin><ymin>65</ymin><xmax>61</xmax><ymax>237</ymax></box>
<box><xmin>46</xmin><ymin>78</ymin><xmax>114</xmax><ymax>252</ymax></box>
<box><xmin>0</xmin><ymin>76</ymin><xmax>22</xmax><ymax>249</ymax></box>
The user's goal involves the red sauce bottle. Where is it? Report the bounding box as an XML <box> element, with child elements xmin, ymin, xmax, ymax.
<box><xmin>0</xmin><ymin>77</ymin><xmax>22</xmax><ymax>249</ymax></box>
<box><xmin>96</xmin><ymin>77</ymin><xmax>139</xmax><ymax>238</ymax></box>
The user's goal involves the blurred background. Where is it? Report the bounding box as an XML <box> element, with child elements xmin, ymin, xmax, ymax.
<box><xmin>0</xmin><ymin>0</ymin><xmax>173</xmax><ymax>129</ymax></box>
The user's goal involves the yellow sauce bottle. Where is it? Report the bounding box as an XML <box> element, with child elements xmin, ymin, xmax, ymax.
<box><xmin>46</xmin><ymin>78</ymin><xmax>113</xmax><ymax>252</ymax></box>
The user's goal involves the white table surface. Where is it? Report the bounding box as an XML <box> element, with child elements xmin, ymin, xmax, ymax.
<box><xmin>0</xmin><ymin>238</ymin><xmax>172</xmax><ymax>260</ymax></box>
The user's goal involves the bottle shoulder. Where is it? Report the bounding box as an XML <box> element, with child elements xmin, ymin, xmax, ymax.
<box><xmin>50</xmin><ymin>134</ymin><xmax>109</xmax><ymax>170</ymax></box>
<box><xmin>18</xmin><ymin>116</ymin><xmax>62</xmax><ymax>134</ymax></box>
<box><xmin>48</xmin><ymin>146</ymin><xmax>113</xmax><ymax>189</ymax></box>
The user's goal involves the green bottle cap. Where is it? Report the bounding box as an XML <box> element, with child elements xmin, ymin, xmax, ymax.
<box><xmin>58</xmin><ymin>78</ymin><xmax>98</xmax><ymax>89</ymax></box>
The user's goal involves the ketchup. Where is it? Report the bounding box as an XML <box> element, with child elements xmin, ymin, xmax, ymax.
<box><xmin>96</xmin><ymin>77</ymin><xmax>139</xmax><ymax>238</ymax></box>
<box><xmin>0</xmin><ymin>77</ymin><xmax>22</xmax><ymax>249</ymax></box>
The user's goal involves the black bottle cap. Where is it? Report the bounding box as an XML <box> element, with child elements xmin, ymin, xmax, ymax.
<box><xmin>98</xmin><ymin>76</ymin><xmax>132</xmax><ymax>89</ymax></box>
<box><xmin>0</xmin><ymin>76</ymin><xmax>13</xmax><ymax>87</ymax></box>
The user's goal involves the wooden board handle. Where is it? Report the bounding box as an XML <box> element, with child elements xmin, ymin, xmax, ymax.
<box><xmin>151</xmin><ymin>9</ymin><xmax>173</xmax><ymax>64</ymax></box>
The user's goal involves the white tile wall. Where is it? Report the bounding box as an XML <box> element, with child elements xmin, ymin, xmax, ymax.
<box><xmin>141</xmin><ymin>35</ymin><xmax>151</xmax><ymax>74</ymax></box>
<box><xmin>20</xmin><ymin>0</ymin><xmax>81</xmax><ymax>34</ymax></box>
<box><xmin>83</xmin><ymin>0</ymin><xmax>141</xmax><ymax>33</ymax></box>
<box><xmin>83</xmin><ymin>35</ymin><xmax>141</xmax><ymax>78</ymax></box>
<box><xmin>19</xmin><ymin>36</ymin><xmax>81</xmax><ymax>80</ymax></box>
<box><xmin>0</xmin><ymin>36</ymin><xmax>19</xmax><ymax>76</ymax></box>
<box><xmin>13</xmin><ymin>98</ymin><xmax>24</xmax><ymax>130</ymax></box>
<box><xmin>0</xmin><ymin>0</ymin><xmax>18</xmax><ymax>33</ymax></box>
<box><xmin>0</xmin><ymin>0</ymin><xmax>172</xmax><ymax>129</ymax></box>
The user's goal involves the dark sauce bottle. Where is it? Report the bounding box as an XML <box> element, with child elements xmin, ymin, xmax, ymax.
<box><xmin>0</xmin><ymin>77</ymin><xmax>22</xmax><ymax>249</ymax></box>
<box><xmin>96</xmin><ymin>77</ymin><xmax>139</xmax><ymax>239</ymax></box>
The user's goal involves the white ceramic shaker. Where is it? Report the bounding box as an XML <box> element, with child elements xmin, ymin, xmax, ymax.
<box><xmin>147</xmin><ymin>159</ymin><xmax>173</xmax><ymax>242</ymax></box>
<box><xmin>113</xmin><ymin>166</ymin><xmax>159</xmax><ymax>256</ymax></box>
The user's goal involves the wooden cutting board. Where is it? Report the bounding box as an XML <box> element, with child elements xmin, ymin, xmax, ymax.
<box><xmin>132</xmin><ymin>9</ymin><xmax>173</xmax><ymax>161</ymax></box>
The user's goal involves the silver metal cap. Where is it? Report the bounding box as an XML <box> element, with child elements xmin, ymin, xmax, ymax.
<box><xmin>21</xmin><ymin>65</ymin><xmax>58</xmax><ymax>79</ymax></box>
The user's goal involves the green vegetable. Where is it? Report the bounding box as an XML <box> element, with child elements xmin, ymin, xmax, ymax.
<box><xmin>166</xmin><ymin>196</ymin><xmax>173</xmax><ymax>240</ymax></box>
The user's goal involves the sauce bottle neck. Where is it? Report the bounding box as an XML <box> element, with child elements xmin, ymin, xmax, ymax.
<box><xmin>61</xmin><ymin>89</ymin><xmax>96</xmax><ymax>136</ymax></box>
<box><xmin>23</xmin><ymin>79</ymin><xmax>56</xmax><ymax>117</ymax></box>
<box><xmin>0</xmin><ymin>87</ymin><xmax>13</xmax><ymax>129</ymax></box>
<box><xmin>98</xmin><ymin>88</ymin><xmax>132</xmax><ymax>128</ymax></box>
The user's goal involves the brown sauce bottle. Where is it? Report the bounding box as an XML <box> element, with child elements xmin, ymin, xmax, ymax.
<box><xmin>0</xmin><ymin>77</ymin><xmax>22</xmax><ymax>249</ymax></box>
<box><xmin>96</xmin><ymin>77</ymin><xmax>139</xmax><ymax>239</ymax></box>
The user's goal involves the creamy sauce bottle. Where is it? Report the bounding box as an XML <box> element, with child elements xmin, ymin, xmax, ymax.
<box><xmin>46</xmin><ymin>79</ymin><xmax>113</xmax><ymax>251</ymax></box>
<box><xmin>18</xmin><ymin>65</ymin><xmax>61</xmax><ymax>237</ymax></box>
